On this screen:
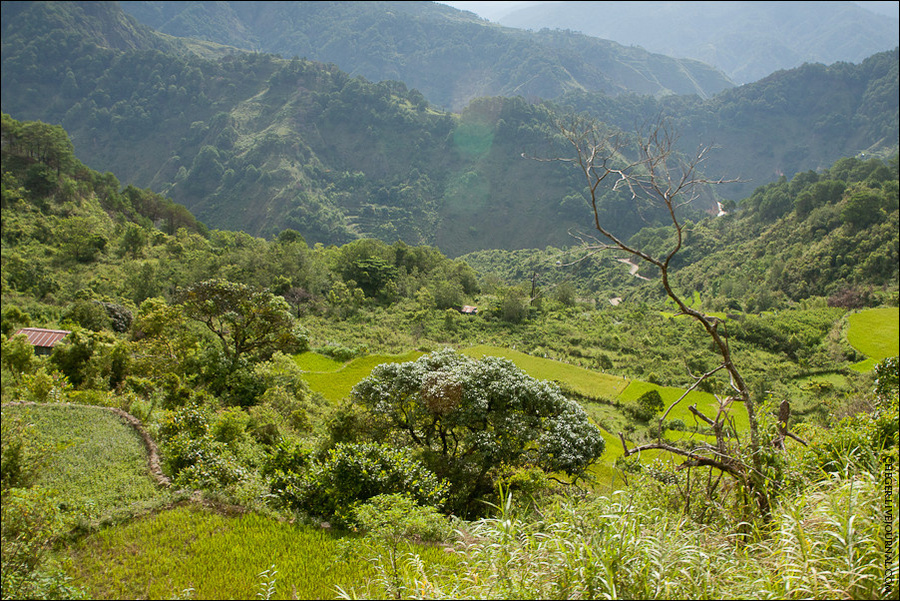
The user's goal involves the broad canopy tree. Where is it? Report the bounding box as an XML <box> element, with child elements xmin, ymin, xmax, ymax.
<box><xmin>350</xmin><ymin>349</ymin><xmax>605</xmax><ymax>515</ymax></box>
<box><xmin>178</xmin><ymin>279</ymin><xmax>308</xmax><ymax>368</ymax></box>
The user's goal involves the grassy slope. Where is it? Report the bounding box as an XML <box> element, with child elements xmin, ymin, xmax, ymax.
<box><xmin>298</xmin><ymin>344</ymin><xmax>734</xmax><ymax>426</ymax></box>
<box><xmin>296</xmin><ymin>351</ymin><xmax>424</xmax><ymax>404</ymax></box>
<box><xmin>297</xmin><ymin>344</ymin><xmax>744</xmax><ymax>483</ymax></box>
<box><xmin>1</xmin><ymin>404</ymin><xmax>167</xmax><ymax>520</ymax></box>
<box><xmin>460</xmin><ymin>345</ymin><xmax>629</xmax><ymax>400</ymax></box>
<box><xmin>1</xmin><ymin>403</ymin><xmax>447</xmax><ymax>600</ymax></box>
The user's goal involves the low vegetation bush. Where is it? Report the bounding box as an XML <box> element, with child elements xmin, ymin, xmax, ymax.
<box><xmin>267</xmin><ymin>442</ymin><xmax>448</xmax><ymax>526</ymax></box>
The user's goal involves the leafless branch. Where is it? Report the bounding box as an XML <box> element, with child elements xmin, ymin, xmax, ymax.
<box><xmin>618</xmin><ymin>432</ymin><xmax>744</xmax><ymax>479</ymax></box>
<box><xmin>540</xmin><ymin>114</ymin><xmax>772</xmax><ymax>518</ymax></box>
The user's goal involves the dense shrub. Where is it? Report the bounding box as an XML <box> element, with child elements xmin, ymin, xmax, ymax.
<box><xmin>266</xmin><ymin>442</ymin><xmax>447</xmax><ymax>525</ymax></box>
<box><xmin>628</xmin><ymin>389</ymin><xmax>665</xmax><ymax>422</ymax></box>
<box><xmin>156</xmin><ymin>403</ymin><xmax>247</xmax><ymax>487</ymax></box>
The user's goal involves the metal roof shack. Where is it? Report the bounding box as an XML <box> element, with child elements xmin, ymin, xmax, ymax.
<box><xmin>14</xmin><ymin>328</ymin><xmax>71</xmax><ymax>355</ymax></box>
<box><xmin>459</xmin><ymin>305</ymin><xmax>478</xmax><ymax>315</ymax></box>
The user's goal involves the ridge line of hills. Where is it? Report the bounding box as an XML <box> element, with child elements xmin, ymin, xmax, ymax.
<box><xmin>497</xmin><ymin>1</ymin><xmax>899</xmax><ymax>85</ymax></box>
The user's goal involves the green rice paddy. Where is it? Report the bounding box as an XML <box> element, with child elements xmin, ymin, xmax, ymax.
<box><xmin>297</xmin><ymin>350</ymin><xmax>424</xmax><ymax>403</ymax></box>
<box><xmin>65</xmin><ymin>504</ymin><xmax>373</xmax><ymax>600</ymax></box>
<box><xmin>847</xmin><ymin>307</ymin><xmax>899</xmax><ymax>372</ymax></box>
<box><xmin>460</xmin><ymin>345</ymin><xmax>629</xmax><ymax>400</ymax></box>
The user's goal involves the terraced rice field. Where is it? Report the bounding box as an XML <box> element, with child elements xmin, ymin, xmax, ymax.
<box><xmin>847</xmin><ymin>307</ymin><xmax>899</xmax><ymax>371</ymax></box>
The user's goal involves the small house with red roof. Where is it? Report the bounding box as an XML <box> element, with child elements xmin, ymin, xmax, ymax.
<box><xmin>13</xmin><ymin>328</ymin><xmax>71</xmax><ymax>356</ymax></box>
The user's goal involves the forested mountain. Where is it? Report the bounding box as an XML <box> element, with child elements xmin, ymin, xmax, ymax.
<box><xmin>499</xmin><ymin>1</ymin><xmax>900</xmax><ymax>85</ymax></box>
<box><xmin>555</xmin><ymin>49</ymin><xmax>900</xmax><ymax>199</ymax></box>
<box><xmin>116</xmin><ymin>0</ymin><xmax>735</xmax><ymax>110</ymax></box>
<box><xmin>1</xmin><ymin>1</ymin><xmax>897</xmax><ymax>256</ymax></box>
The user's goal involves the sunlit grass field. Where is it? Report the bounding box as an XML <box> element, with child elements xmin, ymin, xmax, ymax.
<box><xmin>64</xmin><ymin>504</ymin><xmax>379</xmax><ymax>600</ymax></box>
<box><xmin>460</xmin><ymin>345</ymin><xmax>630</xmax><ymax>400</ymax></box>
<box><xmin>847</xmin><ymin>307</ymin><xmax>899</xmax><ymax>371</ymax></box>
<box><xmin>294</xmin><ymin>351</ymin><xmax>346</xmax><ymax>372</ymax></box>
<box><xmin>297</xmin><ymin>350</ymin><xmax>423</xmax><ymax>403</ymax></box>
<box><xmin>618</xmin><ymin>380</ymin><xmax>750</xmax><ymax>432</ymax></box>
<box><xmin>296</xmin><ymin>344</ymin><xmax>744</xmax><ymax>448</ymax></box>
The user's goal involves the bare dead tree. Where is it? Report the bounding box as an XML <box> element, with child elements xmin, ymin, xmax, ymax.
<box><xmin>533</xmin><ymin>115</ymin><xmax>775</xmax><ymax>519</ymax></box>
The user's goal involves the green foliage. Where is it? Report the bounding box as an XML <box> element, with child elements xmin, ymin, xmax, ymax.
<box><xmin>1</xmin><ymin>410</ymin><xmax>50</xmax><ymax>491</ymax></box>
<box><xmin>61</xmin><ymin>300</ymin><xmax>112</xmax><ymax>332</ymax></box>
<box><xmin>672</xmin><ymin>155</ymin><xmax>898</xmax><ymax>310</ymax></box>
<box><xmin>631</xmin><ymin>389</ymin><xmax>665</xmax><ymax>422</ymax></box>
<box><xmin>350</xmin><ymin>493</ymin><xmax>451</xmax><ymax>544</ymax></box>
<box><xmin>109</xmin><ymin>1</ymin><xmax>732</xmax><ymax>116</ymax></box>
<box><xmin>350</xmin><ymin>349</ymin><xmax>605</xmax><ymax>514</ymax></box>
<box><xmin>211</xmin><ymin>406</ymin><xmax>251</xmax><ymax>446</ymax></box>
<box><xmin>178</xmin><ymin>279</ymin><xmax>309</xmax><ymax>366</ymax></box>
<box><xmin>1</xmin><ymin>334</ymin><xmax>39</xmax><ymax>376</ymax></box>
<box><xmin>49</xmin><ymin>328</ymin><xmax>130</xmax><ymax>390</ymax></box>
<box><xmin>156</xmin><ymin>402</ymin><xmax>247</xmax><ymax>488</ymax></box>
<box><xmin>0</xmin><ymin>96</ymin><xmax>897</xmax><ymax>601</ymax></box>
<box><xmin>345</xmin><ymin>493</ymin><xmax>453</xmax><ymax>599</ymax></box>
<box><xmin>268</xmin><ymin>442</ymin><xmax>447</xmax><ymax>525</ymax></box>
<box><xmin>0</xmin><ymin>306</ymin><xmax>31</xmax><ymax>339</ymax></box>
<box><xmin>1</xmin><ymin>486</ymin><xmax>83</xmax><ymax>600</ymax></box>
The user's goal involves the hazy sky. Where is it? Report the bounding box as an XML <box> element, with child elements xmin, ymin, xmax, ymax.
<box><xmin>439</xmin><ymin>1</ymin><xmax>900</xmax><ymax>21</ymax></box>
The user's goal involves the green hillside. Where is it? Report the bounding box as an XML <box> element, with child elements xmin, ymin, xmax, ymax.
<box><xmin>2</xmin><ymin>113</ymin><xmax>896</xmax><ymax>600</ymax></box>
<box><xmin>118</xmin><ymin>0</ymin><xmax>734</xmax><ymax>110</ymax></box>
<box><xmin>465</xmin><ymin>153</ymin><xmax>899</xmax><ymax>312</ymax></box>
<box><xmin>500</xmin><ymin>1</ymin><xmax>899</xmax><ymax>85</ymax></box>
<box><xmin>557</xmin><ymin>49</ymin><xmax>900</xmax><ymax>201</ymax></box>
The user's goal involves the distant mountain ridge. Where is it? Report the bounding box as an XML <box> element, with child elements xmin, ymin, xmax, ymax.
<box><xmin>117</xmin><ymin>0</ymin><xmax>735</xmax><ymax>110</ymax></box>
<box><xmin>1</xmin><ymin>1</ymin><xmax>896</xmax><ymax>257</ymax></box>
<box><xmin>499</xmin><ymin>1</ymin><xmax>899</xmax><ymax>84</ymax></box>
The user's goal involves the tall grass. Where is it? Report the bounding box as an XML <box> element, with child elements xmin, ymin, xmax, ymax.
<box><xmin>742</xmin><ymin>471</ymin><xmax>893</xmax><ymax>599</ymax></box>
<box><xmin>364</xmin><ymin>468</ymin><xmax>895</xmax><ymax>600</ymax></box>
